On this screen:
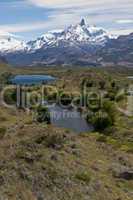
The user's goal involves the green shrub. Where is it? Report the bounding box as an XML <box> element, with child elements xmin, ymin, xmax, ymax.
<box><xmin>59</xmin><ymin>92</ymin><xmax>72</xmax><ymax>107</ymax></box>
<box><xmin>47</xmin><ymin>92</ymin><xmax>57</xmax><ymax>103</ymax></box>
<box><xmin>111</xmin><ymin>81</ymin><xmax>116</xmax><ymax>88</ymax></box>
<box><xmin>86</xmin><ymin>111</ymin><xmax>94</xmax><ymax>123</ymax></box>
<box><xmin>45</xmin><ymin>134</ymin><xmax>66</xmax><ymax>149</ymax></box>
<box><xmin>75</xmin><ymin>171</ymin><xmax>91</xmax><ymax>183</ymax></box>
<box><xmin>3</xmin><ymin>88</ymin><xmax>16</xmax><ymax>105</ymax></box>
<box><xmin>81</xmin><ymin>78</ymin><xmax>94</xmax><ymax>90</ymax></box>
<box><xmin>72</xmin><ymin>95</ymin><xmax>81</xmax><ymax>108</ymax></box>
<box><xmin>105</xmin><ymin>90</ymin><xmax>116</xmax><ymax>101</ymax></box>
<box><xmin>36</xmin><ymin>105</ymin><xmax>51</xmax><ymax>124</ymax></box>
<box><xmin>43</xmin><ymin>85</ymin><xmax>58</xmax><ymax>103</ymax></box>
<box><xmin>99</xmin><ymin>80</ymin><xmax>106</xmax><ymax>90</ymax></box>
<box><xmin>35</xmin><ymin>133</ymin><xmax>66</xmax><ymax>149</ymax></box>
<box><xmin>87</xmin><ymin>99</ymin><xmax>116</xmax><ymax>132</ymax></box>
<box><xmin>106</xmin><ymin>137</ymin><xmax>119</xmax><ymax>146</ymax></box>
<box><xmin>28</xmin><ymin>91</ymin><xmax>41</xmax><ymax>107</ymax></box>
<box><xmin>120</xmin><ymin>143</ymin><xmax>133</xmax><ymax>153</ymax></box>
<box><xmin>96</xmin><ymin>135</ymin><xmax>107</xmax><ymax>143</ymax></box>
<box><xmin>0</xmin><ymin>72</ymin><xmax>13</xmax><ymax>84</ymax></box>
<box><xmin>86</xmin><ymin>80</ymin><xmax>94</xmax><ymax>88</ymax></box>
<box><xmin>115</xmin><ymin>91</ymin><xmax>125</xmax><ymax>102</ymax></box>
<box><xmin>102</xmin><ymin>100</ymin><xmax>116</xmax><ymax>124</ymax></box>
<box><xmin>92</xmin><ymin>111</ymin><xmax>113</xmax><ymax>131</ymax></box>
<box><xmin>0</xmin><ymin>115</ymin><xmax>7</xmax><ymax>122</ymax></box>
<box><xmin>0</xmin><ymin>127</ymin><xmax>6</xmax><ymax>139</ymax></box>
<box><xmin>87</xmin><ymin>92</ymin><xmax>101</xmax><ymax>112</ymax></box>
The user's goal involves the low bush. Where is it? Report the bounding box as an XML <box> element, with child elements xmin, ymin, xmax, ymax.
<box><xmin>75</xmin><ymin>171</ymin><xmax>91</xmax><ymax>183</ymax></box>
<box><xmin>81</xmin><ymin>78</ymin><xmax>94</xmax><ymax>90</ymax></box>
<box><xmin>59</xmin><ymin>92</ymin><xmax>72</xmax><ymax>107</ymax></box>
<box><xmin>36</xmin><ymin>105</ymin><xmax>51</xmax><ymax>124</ymax></box>
<box><xmin>0</xmin><ymin>127</ymin><xmax>6</xmax><ymax>139</ymax></box>
<box><xmin>102</xmin><ymin>100</ymin><xmax>116</xmax><ymax>124</ymax></box>
<box><xmin>105</xmin><ymin>90</ymin><xmax>116</xmax><ymax>101</ymax></box>
<box><xmin>45</xmin><ymin>134</ymin><xmax>66</xmax><ymax>149</ymax></box>
<box><xmin>35</xmin><ymin>133</ymin><xmax>66</xmax><ymax>149</ymax></box>
<box><xmin>87</xmin><ymin>92</ymin><xmax>101</xmax><ymax>112</ymax></box>
<box><xmin>96</xmin><ymin>135</ymin><xmax>107</xmax><ymax>143</ymax></box>
<box><xmin>43</xmin><ymin>85</ymin><xmax>58</xmax><ymax>103</ymax></box>
<box><xmin>91</xmin><ymin>111</ymin><xmax>113</xmax><ymax>131</ymax></box>
<box><xmin>0</xmin><ymin>114</ymin><xmax>7</xmax><ymax>122</ymax></box>
<box><xmin>99</xmin><ymin>80</ymin><xmax>106</xmax><ymax>90</ymax></box>
<box><xmin>3</xmin><ymin>88</ymin><xmax>16</xmax><ymax>105</ymax></box>
<box><xmin>115</xmin><ymin>91</ymin><xmax>125</xmax><ymax>102</ymax></box>
<box><xmin>120</xmin><ymin>143</ymin><xmax>133</xmax><ymax>153</ymax></box>
<box><xmin>0</xmin><ymin>72</ymin><xmax>13</xmax><ymax>84</ymax></box>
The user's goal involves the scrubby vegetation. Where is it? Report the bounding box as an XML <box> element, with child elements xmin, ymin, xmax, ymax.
<box><xmin>36</xmin><ymin>105</ymin><xmax>51</xmax><ymax>124</ymax></box>
<box><xmin>0</xmin><ymin>64</ymin><xmax>132</xmax><ymax>199</ymax></box>
<box><xmin>3</xmin><ymin>87</ymin><xmax>17</xmax><ymax>105</ymax></box>
<box><xmin>0</xmin><ymin>72</ymin><xmax>13</xmax><ymax>85</ymax></box>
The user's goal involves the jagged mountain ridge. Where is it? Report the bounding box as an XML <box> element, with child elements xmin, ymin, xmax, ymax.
<box><xmin>1</xmin><ymin>19</ymin><xmax>113</xmax><ymax>66</ymax></box>
<box><xmin>26</xmin><ymin>19</ymin><xmax>112</xmax><ymax>52</ymax></box>
<box><xmin>0</xmin><ymin>19</ymin><xmax>112</xmax><ymax>54</ymax></box>
<box><xmin>0</xmin><ymin>19</ymin><xmax>133</xmax><ymax>66</ymax></box>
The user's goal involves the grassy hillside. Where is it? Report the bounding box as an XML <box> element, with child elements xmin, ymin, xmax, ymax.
<box><xmin>0</xmin><ymin>122</ymin><xmax>132</xmax><ymax>200</ymax></box>
<box><xmin>0</xmin><ymin>65</ymin><xmax>132</xmax><ymax>199</ymax></box>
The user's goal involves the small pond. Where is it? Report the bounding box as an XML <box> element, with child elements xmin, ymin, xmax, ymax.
<box><xmin>11</xmin><ymin>75</ymin><xmax>55</xmax><ymax>85</ymax></box>
<box><xmin>49</xmin><ymin>104</ymin><xmax>93</xmax><ymax>133</ymax></box>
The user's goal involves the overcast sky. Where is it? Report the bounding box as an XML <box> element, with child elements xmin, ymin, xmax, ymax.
<box><xmin>0</xmin><ymin>0</ymin><xmax>133</xmax><ymax>40</ymax></box>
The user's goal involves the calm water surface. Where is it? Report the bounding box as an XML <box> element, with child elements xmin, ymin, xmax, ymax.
<box><xmin>11</xmin><ymin>75</ymin><xmax>55</xmax><ymax>85</ymax></box>
<box><xmin>49</xmin><ymin>104</ymin><xmax>93</xmax><ymax>133</ymax></box>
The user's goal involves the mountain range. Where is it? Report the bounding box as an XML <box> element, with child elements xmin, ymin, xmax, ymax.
<box><xmin>0</xmin><ymin>19</ymin><xmax>133</xmax><ymax>67</ymax></box>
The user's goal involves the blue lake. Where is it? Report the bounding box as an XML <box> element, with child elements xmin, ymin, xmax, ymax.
<box><xmin>11</xmin><ymin>75</ymin><xmax>55</xmax><ymax>85</ymax></box>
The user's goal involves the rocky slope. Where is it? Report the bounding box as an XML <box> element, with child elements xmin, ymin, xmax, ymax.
<box><xmin>98</xmin><ymin>33</ymin><xmax>133</xmax><ymax>65</ymax></box>
<box><xmin>27</xmin><ymin>19</ymin><xmax>111</xmax><ymax>52</ymax></box>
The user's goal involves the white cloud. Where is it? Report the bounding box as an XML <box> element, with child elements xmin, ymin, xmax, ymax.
<box><xmin>116</xmin><ymin>19</ymin><xmax>133</xmax><ymax>24</ymax></box>
<box><xmin>0</xmin><ymin>22</ymin><xmax>51</xmax><ymax>33</ymax></box>
<box><xmin>0</xmin><ymin>14</ymin><xmax>83</xmax><ymax>34</ymax></box>
<box><xmin>26</xmin><ymin>0</ymin><xmax>133</xmax><ymax>33</ymax></box>
<box><xmin>110</xmin><ymin>28</ymin><xmax>133</xmax><ymax>35</ymax></box>
<box><xmin>0</xmin><ymin>30</ymin><xmax>14</xmax><ymax>37</ymax></box>
<box><xmin>1</xmin><ymin>13</ymin><xmax>133</xmax><ymax>38</ymax></box>
<box><xmin>28</xmin><ymin>0</ymin><xmax>98</xmax><ymax>8</ymax></box>
<box><xmin>27</xmin><ymin>0</ymin><xmax>132</xmax><ymax>8</ymax></box>
<box><xmin>1</xmin><ymin>0</ymin><xmax>133</xmax><ymax>39</ymax></box>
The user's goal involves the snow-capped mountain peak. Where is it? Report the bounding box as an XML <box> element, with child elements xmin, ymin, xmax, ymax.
<box><xmin>26</xmin><ymin>19</ymin><xmax>113</xmax><ymax>52</ymax></box>
<box><xmin>0</xmin><ymin>19</ymin><xmax>114</xmax><ymax>56</ymax></box>
<box><xmin>0</xmin><ymin>31</ymin><xmax>27</xmax><ymax>53</ymax></box>
<box><xmin>0</xmin><ymin>19</ymin><xmax>132</xmax><ymax>67</ymax></box>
